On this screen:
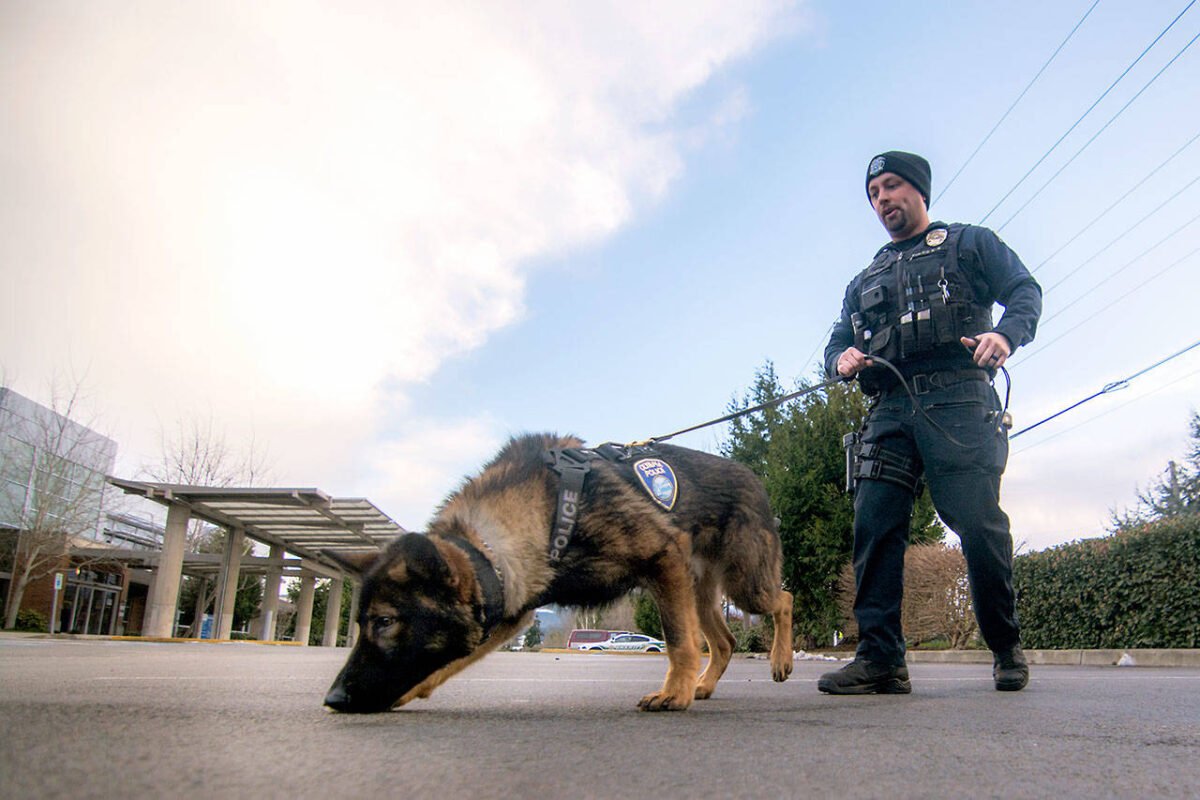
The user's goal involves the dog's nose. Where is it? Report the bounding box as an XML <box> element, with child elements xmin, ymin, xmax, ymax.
<box><xmin>324</xmin><ymin>685</ymin><xmax>353</xmax><ymax>712</ymax></box>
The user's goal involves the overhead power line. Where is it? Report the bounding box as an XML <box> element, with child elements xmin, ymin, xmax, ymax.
<box><xmin>934</xmin><ymin>0</ymin><xmax>1102</xmax><ymax>206</ymax></box>
<box><xmin>1010</xmin><ymin>336</ymin><xmax>1200</xmax><ymax>439</ymax></box>
<box><xmin>802</xmin><ymin>321</ymin><xmax>838</xmax><ymax>374</ymax></box>
<box><xmin>1041</xmin><ymin>171</ymin><xmax>1200</xmax><ymax>293</ymax></box>
<box><xmin>1016</xmin><ymin>243</ymin><xmax>1200</xmax><ymax>365</ymax></box>
<box><xmin>996</xmin><ymin>28</ymin><xmax>1200</xmax><ymax>232</ymax></box>
<box><xmin>1042</xmin><ymin>209</ymin><xmax>1200</xmax><ymax>322</ymax></box>
<box><xmin>1031</xmin><ymin>128</ymin><xmax>1200</xmax><ymax>273</ymax></box>
<box><xmin>1013</xmin><ymin>363</ymin><xmax>1200</xmax><ymax>454</ymax></box>
<box><xmin>977</xmin><ymin>0</ymin><xmax>1196</xmax><ymax>226</ymax></box>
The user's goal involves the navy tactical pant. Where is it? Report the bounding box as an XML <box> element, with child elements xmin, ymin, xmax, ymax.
<box><xmin>852</xmin><ymin>377</ymin><xmax>1021</xmax><ymax>666</ymax></box>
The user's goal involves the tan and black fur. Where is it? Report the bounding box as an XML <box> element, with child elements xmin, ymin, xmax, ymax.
<box><xmin>324</xmin><ymin>433</ymin><xmax>793</xmax><ymax>713</ymax></box>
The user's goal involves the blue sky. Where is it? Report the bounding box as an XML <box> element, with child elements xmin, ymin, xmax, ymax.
<box><xmin>3</xmin><ymin>1</ymin><xmax>1199</xmax><ymax>552</ymax></box>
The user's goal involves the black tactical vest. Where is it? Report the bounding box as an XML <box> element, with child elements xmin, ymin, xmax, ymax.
<box><xmin>851</xmin><ymin>224</ymin><xmax>993</xmax><ymax>387</ymax></box>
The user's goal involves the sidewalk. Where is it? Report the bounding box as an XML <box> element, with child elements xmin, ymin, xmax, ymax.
<box><xmin>0</xmin><ymin>630</ymin><xmax>301</xmax><ymax>645</ymax></box>
<box><xmin>810</xmin><ymin>647</ymin><xmax>1200</xmax><ymax>668</ymax></box>
<box><xmin>4</xmin><ymin>631</ymin><xmax>1198</xmax><ymax>667</ymax></box>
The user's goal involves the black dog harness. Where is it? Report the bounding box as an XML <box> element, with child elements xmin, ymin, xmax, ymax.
<box><xmin>543</xmin><ymin>443</ymin><xmax>679</xmax><ymax>562</ymax></box>
<box><xmin>443</xmin><ymin>534</ymin><xmax>505</xmax><ymax>641</ymax></box>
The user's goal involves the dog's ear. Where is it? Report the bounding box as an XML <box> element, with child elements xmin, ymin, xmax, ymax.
<box><xmin>322</xmin><ymin>549</ymin><xmax>381</xmax><ymax>579</ymax></box>
<box><xmin>430</xmin><ymin>539</ymin><xmax>476</xmax><ymax>606</ymax></box>
<box><xmin>389</xmin><ymin>533</ymin><xmax>452</xmax><ymax>586</ymax></box>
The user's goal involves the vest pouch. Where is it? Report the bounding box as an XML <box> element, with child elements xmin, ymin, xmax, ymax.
<box><xmin>931</xmin><ymin>302</ymin><xmax>956</xmax><ymax>346</ymax></box>
<box><xmin>897</xmin><ymin>313</ymin><xmax>915</xmax><ymax>357</ymax></box>
<box><xmin>915</xmin><ymin>308</ymin><xmax>934</xmax><ymax>353</ymax></box>
<box><xmin>866</xmin><ymin>325</ymin><xmax>898</xmax><ymax>362</ymax></box>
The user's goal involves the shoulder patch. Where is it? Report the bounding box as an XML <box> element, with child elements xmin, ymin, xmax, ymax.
<box><xmin>632</xmin><ymin>458</ymin><xmax>678</xmax><ymax>511</ymax></box>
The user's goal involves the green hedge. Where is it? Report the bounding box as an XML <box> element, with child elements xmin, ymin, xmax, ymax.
<box><xmin>1014</xmin><ymin>515</ymin><xmax>1200</xmax><ymax>648</ymax></box>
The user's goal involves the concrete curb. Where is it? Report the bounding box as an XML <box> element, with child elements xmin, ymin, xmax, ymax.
<box><xmin>542</xmin><ymin>645</ymin><xmax>1200</xmax><ymax>668</ymax></box>
<box><xmin>539</xmin><ymin>647</ymin><xmax>664</xmax><ymax>656</ymax></box>
<box><xmin>813</xmin><ymin>648</ymin><xmax>1200</xmax><ymax>668</ymax></box>
<box><xmin>0</xmin><ymin>631</ymin><xmax>303</xmax><ymax>646</ymax></box>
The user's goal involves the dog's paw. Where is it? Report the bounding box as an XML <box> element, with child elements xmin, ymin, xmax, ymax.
<box><xmin>694</xmin><ymin>684</ymin><xmax>716</xmax><ymax>700</ymax></box>
<box><xmin>771</xmin><ymin>659</ymin><xmax>793</xmax><ymax>682</ymax></box>
<box><xmin>397</xmin><ymin>684</ymin><xmax>435</xmax><ymax>707</ymax></box>
<box><xmin>637</xmin><ymin>691</ymin><xmax>693</xmax><ymax>712</ymax></box>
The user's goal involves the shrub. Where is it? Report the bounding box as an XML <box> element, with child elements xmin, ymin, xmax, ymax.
<box><xmin>729</xmin><ymin>617</ymin><xmax>773</xmax><ymax>652</ymax></box>
<box><xmin>15</xmin><ymin>608</ymin><xmax>49</xmax><ymax>632</ymax></box>
<box><xmin>632</xmin><ymin>591</ymin><xmax>663</xmax><ymax>639</ymax></box>
<box><xmin>837</xmin><ymin>542</ymin><xmax>978</xmax><ymax>649</ymax></box>
<box><xmin>1014</xmin><ymin>515</ymin><xmax>1200</xmax><ymax>648</ymax></box>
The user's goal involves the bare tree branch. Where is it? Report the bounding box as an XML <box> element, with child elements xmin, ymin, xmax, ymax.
<box><xmin>1</xmin><ymin>377</ymin><xmax>118</xmax><ymax>629</ymax></box>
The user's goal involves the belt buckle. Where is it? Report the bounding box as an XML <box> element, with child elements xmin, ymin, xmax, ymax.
<box><xmin>911</xmin><ymin>373</ymin><xmax>932</xmax><ymax>395</ymax></box>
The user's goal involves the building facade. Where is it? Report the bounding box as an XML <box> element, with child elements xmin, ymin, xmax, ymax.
<box><xmin>0</xmin><ymin>387</ymin><xmax>120</xmax><ymax>630</ymax></box>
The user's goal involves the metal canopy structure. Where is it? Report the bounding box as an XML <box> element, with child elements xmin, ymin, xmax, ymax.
<box><xmin>108</xmin><ymin>479</ymin><xmax>406</xmax><ymax>573</ymax></box>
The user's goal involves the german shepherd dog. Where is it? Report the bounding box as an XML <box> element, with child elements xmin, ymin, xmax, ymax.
<box><xmin>324</xmin><ymin>433</ymin><xmax>793</xmax><ymax>713</ymax></box>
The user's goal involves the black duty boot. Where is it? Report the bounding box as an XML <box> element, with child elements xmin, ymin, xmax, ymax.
<box><xmin>993</xmin><ymin>645</ymin><xmax>1029</xmax><ymax>691</ymax></box>
<box><xmin>818</xmin><ymin>659</ymin><xmax>911</xmax><ymax>695</ymax></box>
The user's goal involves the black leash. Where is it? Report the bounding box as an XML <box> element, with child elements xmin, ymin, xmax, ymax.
<box><xmin>631</xmin><ymin>357</ymin><xmax>1011</xmax><ymax>450</ymax></box>
<box><xmin>866</xmin><ymin>355</ymin><xmax>1012</xmax><ymax>449</ymax></box>
<box><xmin>630</xmin><ymin>375</ymin><xmax>847</xmax><ymax>446</ymax></box>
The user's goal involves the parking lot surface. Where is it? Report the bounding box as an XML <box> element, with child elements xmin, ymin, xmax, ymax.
<box><xmin>1</xmin><ymin>638</ymin><xmax>1198</xmax><ymax>798</ymax></box>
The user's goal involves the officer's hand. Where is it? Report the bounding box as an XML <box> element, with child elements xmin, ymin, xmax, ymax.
<box><xmin>837</xmin><ymin>347</ymin><xmax>872</xmax><ymax>378</ymax></box>
<box><xmin>961</xmin><ymin>333</ymin><xmax>1012</xmax><ymax>369</ymax></box>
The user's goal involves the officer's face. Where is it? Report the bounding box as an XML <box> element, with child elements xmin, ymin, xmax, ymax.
<box><xmin>868</xmin><ymin>173</ymin><xmax>928</xmax><ymax>241</ymax></box>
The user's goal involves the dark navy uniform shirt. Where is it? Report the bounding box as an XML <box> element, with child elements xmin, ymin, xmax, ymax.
<box><xmin>824</xmin><ymin>221</ymin><xmax>1043</xmax><ymax>382</ymax></box>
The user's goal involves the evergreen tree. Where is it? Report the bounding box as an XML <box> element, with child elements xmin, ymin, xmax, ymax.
<box><xmin>722</xmin><ymin>360</ymin><xmax>942</xmax><ymax>648</ymax></box>
<box><xmin>285</xmin><ymin>578</ymin><xmax>352</xmax><ymax>646</ymax></box>
<box><xmin>632</xmin><ymin>590</ymin><xmax>663</xmax><ymax>638</ymax></box>
<box><xmin>522</xmin><ymin>618</ymin><xmax>543</xmax><ymax>649</ymax></box>
<box><xmin>1111</xmin><ymin>411</ymin><xmax>1200</xmax><ymax>530</ymax></box>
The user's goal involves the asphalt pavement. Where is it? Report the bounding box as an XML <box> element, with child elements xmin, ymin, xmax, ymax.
<box><xmin>1</xmin><ymin>638</ymin><xmax>1198</xmax><ymax>799</ymax></box>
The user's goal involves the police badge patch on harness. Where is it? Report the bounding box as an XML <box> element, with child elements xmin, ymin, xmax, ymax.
<box><xmin>633</xmin><ymin>458</ymin><xmax>678</xmax><ymax>511</ymax></box>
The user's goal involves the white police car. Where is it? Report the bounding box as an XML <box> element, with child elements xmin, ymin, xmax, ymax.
<box><xmin>602</xmin><ymin>633</ymin><xmax>666</xmax><ymax>653</ymax></box>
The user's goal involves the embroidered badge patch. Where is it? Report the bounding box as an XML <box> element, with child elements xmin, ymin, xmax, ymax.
<box><xmin>633</xmin><ymin>458</ymin><xmax>678</xmax><ymax>511</ymax></box>
<box><xmin>925</xmin><ymin>228</ymin><xmax>947</xmax><ymax>247</ymax></box>
<box><xmin>868</xmin><ymin>156</ymin><xmax>886</xmax><ymax>176</ymax></box>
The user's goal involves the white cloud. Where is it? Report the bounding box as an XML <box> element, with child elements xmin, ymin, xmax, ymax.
<box><xmin>362</xmin><ymin>414</ymin><xmax>504</xmax><ymax>529</ymax></box>
<box><xmin>0</xmin><ymin>1</ymin><xmax>807</xmax><ymax>522</ymax></box>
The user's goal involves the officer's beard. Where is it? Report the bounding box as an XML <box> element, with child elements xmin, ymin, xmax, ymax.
<box><xmin>881</xmin><ymin>206</ymin><xmax>910</xmax><ymax>236</ymax></box>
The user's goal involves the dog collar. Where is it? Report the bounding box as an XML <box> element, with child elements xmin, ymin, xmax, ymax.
<box><xmin>442</xmin><ymin>534</ymin><xmax>506</xmax><ymax>640</ymax></box>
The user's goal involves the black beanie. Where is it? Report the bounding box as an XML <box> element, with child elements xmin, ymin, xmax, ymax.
<box><xmin>865</xmin><ymin>151</ymin><xmax>931</xmax><ymax>207</ymax></box>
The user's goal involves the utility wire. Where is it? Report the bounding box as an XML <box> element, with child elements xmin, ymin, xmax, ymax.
<box><xmin>1042</xmin><ymin>210</ymin><xmax>1200</xmax><ymax>322</ymax></box>
<box><xmin>1042</xmin><ymin>174</ymin><xmax>1200</xmax><ymax>294</ymax></box>
<box><xmin>977</xmin><ymin>0</ymin><xmax>1195</xmax><ymax>225</ymax></box>
<box><xmin>801</xmin><ymin>321</ymin><xmax>837</xmax><ymax>374</ymax></box>
<box><xmin>934</xmin><ymin>0</ymin><xmax>1102</xmax><ymax>206</ymax></box>
<box><xmin>1016</xmin><ymin>243</ymin><xmax>1200</xmax><ymax>365</ymax></box>
<box><xmin>1013</xmin><ymin>363</ymin><xmax>1200</xmax><ymax>454</ymax></box>
<box><xmin>1010</xmin><ymin>336</ymin><xmax>1200</xmax><ymax>439</ymax></box>
<box><xmin>997</xmin><ymin>28</ymin><xmax>1200</xmax><ymax>232</ymax></box>
<box><xmin>1031</xmin><ymin>129</ymin><xmax>1200</xmax><ymax>274</ymax></box>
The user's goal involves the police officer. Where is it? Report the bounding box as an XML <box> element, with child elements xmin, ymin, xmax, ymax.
<box><xmin>819</xmin><ymin>151</ymin><xmax>1042</xmax><ymax>694</ymax></box>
